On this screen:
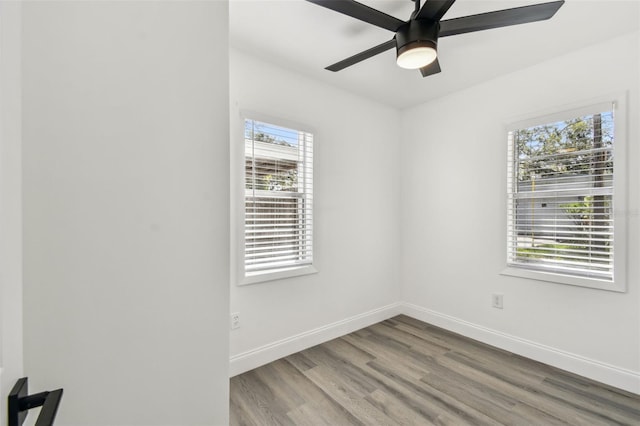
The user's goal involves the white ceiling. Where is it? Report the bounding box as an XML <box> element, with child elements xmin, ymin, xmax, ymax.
<box><xmin>230</xmin><ymin>0</ymin><xmax>640</xmax><ymax>109</ymax></box>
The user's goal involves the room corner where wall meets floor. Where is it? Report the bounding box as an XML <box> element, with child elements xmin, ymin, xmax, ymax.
<box><xmin>230</xmin><ymin>314</ymin><xmax>640</xmax><ymax>426</ymax></box>
<box><xmin>230</xmin><ymin>302</ymin><xmax>640</xmax><ymax>396</ymax></box>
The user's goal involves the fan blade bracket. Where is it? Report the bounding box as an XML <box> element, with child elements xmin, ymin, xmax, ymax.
<box><xmin>306</xmin><ymin>0</ymin><xmax>405</xmax><ymax>32</ymax></box>
<box><xmin>420</xmin><ymin>58</ymin><xmax>441</xmax><ymax>77</ymax></box>
<box><xmin>417</xmin><ymin>0</ymin><xmax>456</xmax><ymax>21</ymax></box>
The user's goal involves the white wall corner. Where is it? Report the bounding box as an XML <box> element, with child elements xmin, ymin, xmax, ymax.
<box><xmin>0</xmin><ymin>1</ymin><xmax>24</xmax><ymax>425</ymax></box>
<box><xmin>401</xmin><ymin>302</ymin><xmax>640</xmax><ymax>395</ymax></box>
<box><xmin>229</xmin><ymin>302</ymin><xmax>403</xmax><ymax>377</ymax></box>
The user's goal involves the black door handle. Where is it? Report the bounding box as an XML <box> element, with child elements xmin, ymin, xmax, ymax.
<box><xmin>8</xmin><ymin>377</ymin><xmax>63</xmax><ymax>426</ymax></box>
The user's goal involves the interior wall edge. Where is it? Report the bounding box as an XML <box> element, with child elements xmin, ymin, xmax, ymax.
<box><xmin>402</xmin><ymin>302</ymin><xmax>640</xmax><ymax>395</ymax></box>
<box><xmin>0</xmin><ymin>1</ymin><xmax>23</xmax><ymax>424</ymax></box>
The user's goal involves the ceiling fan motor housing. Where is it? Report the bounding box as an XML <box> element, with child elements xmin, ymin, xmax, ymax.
<box><xmin>395</xmin><ymin>19</ymin><xmax>439</xmax><ymax>59</ymax></box>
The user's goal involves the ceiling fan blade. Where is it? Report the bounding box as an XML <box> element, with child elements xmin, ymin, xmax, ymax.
<box><xmin>417</xmin><ymin>0</ymin><xmax>456</xmax><ymax>21</ymax></box>
<box><xmin>439</xmin><ymin>1</ymin><xmax>564</xmax><ymax>38</ymax></box>
<box><xmin>326</xmin><ymin>39</ymin><xmax>396</xmax><ymax>72</ymax></box>
<box><xmin>420</xmin><ymin>58</ymin><xmax>441</xmax><ymax>77</ymax></box>
<box><xmin>306</xmin><ymin>0</ymin><xmax>405</xmax><ymax>32</ymax></box>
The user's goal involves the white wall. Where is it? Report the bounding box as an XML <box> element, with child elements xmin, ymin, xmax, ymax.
<box><xmin>229</xmin><ymin>49</ymin><xmax>401</xmax><ymax>374</ymax></box>
<box><xmin>22</xmin><ymin>2</ymin><xmax>230</xmax><ymax>425</ymax></box>
<box><xmin>0</xmin><ymin>2</ymin><xmax>23</xmax><ymax>424</ymax></box>
<box><xmin>400</xmin><ymin>32</ymin><xmax>640</xmax><ymax>392</ymax></box>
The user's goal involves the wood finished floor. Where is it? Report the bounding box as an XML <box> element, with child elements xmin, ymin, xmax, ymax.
<box><xmin>230</xmin><ymin>315</ymin><xmax>640</xmax><ymax>425</ymax></box>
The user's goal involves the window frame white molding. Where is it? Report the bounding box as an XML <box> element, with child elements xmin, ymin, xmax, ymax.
<box><xmin>235</xmin><ymin>111</ymin><xmax>316</xmax><ymax>286</ymax></box>
<box><xmin>502</xmin><ymin>93</ymin><xmax>628</xmax><ymax>292</ymax></box>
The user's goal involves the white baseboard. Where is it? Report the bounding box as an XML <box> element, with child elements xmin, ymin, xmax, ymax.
<box><xmin>229</xmin><ymin>302</ymin><xmax>403</xmax><ymax>377</ymax></box>
<box><xmin>228</xmin><ymin>301</ymin><xmax>639</xmax><ymax>395</ymax></box>
<box><xmin>402</xmin><ymin>302</ymin><xmax>640</xmax><ymax>395</ymax></box>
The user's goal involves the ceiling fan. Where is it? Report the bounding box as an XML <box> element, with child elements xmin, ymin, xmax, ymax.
<box><xmin>306</xmin><ymin>0</ymin><xmax>565</xmax><ymax>77</ymax></box>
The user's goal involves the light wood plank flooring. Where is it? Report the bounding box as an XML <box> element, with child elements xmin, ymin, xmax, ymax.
<box><xmin>230</xmin><ymin>315</ymin><xmax>640</xmax><ymax>425</ymax></box>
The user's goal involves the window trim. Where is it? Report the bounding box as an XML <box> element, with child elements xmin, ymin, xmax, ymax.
<box><xmin>501</xmin><ymin>93</ymin><xmax>627</xmax><ymax>292</ymax></box>
<box><xmin>235</xmin><ymin>111</ymin><xmax>317</xmax><ymax>286</ymax></box>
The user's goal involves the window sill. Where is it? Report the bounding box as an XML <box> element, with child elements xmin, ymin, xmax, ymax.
<box><xmin>500</xmin><ymin>266</ymin><xmax>625</xmax><ymax>292</ymax></box>
<box><xmin>239</xmin><ymin>264</ymin><xmax>318</xmax><ymax>286</ymax></box>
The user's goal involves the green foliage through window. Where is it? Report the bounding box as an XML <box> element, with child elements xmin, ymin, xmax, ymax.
<box><xmin>507</xmin><ymin>107</ymin><xmax>615</xmax><ymax>281</ymax></box>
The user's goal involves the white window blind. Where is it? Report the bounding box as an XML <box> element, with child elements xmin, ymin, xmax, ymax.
<box><xmin>244</xmin><ymin>118</ymin><xmax>313</xmax><ymax>275</ymax></box>
<box><xmin>507</xmin><ymin>106</ymin><xmax>615</xmax><ymax>281</ymax></box>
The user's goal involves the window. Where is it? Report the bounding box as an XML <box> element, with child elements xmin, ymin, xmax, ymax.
<box><xmin>242</xmin><ymin>117</ymin><xmax>314</xmax><ymax>282</ymax></box>
<box><xmin>504</xmin><ymin>98</ymin><xmax>626</xmax><ymax>291</ymax></box>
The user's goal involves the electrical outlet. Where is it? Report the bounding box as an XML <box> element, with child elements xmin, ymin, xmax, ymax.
<box><xmin>231</xmin><ymin>312</ymin><xmax>240</xmax><ymax>330</ymax></box>
<box><xmin>492</xmin><ymin>293</ymin><xmax>504</xmax><ymax>309</ymax></box>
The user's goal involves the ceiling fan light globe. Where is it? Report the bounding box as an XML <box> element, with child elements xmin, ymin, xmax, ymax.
<box><xmin>396</xmin><ymin>45</ymin><xmax>437</xmax><ymax>69</ymax></box>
